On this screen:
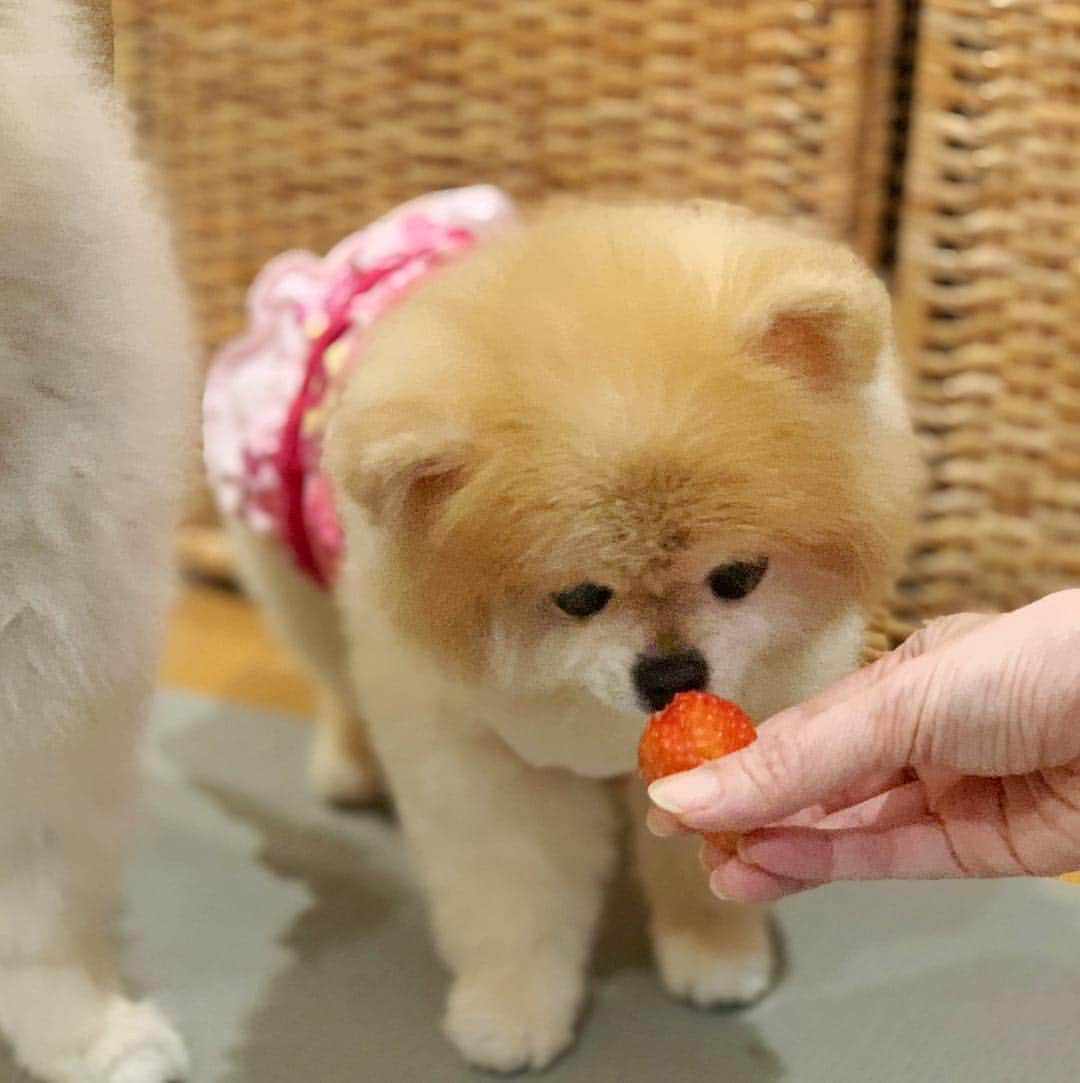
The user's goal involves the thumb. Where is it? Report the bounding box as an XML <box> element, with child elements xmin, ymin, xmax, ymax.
<box><xmin>648</xmin><ymin>682</ymin><xmax>912</xmax><ymax>832</ymax></box>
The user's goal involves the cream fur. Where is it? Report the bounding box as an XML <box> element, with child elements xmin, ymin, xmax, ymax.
<box><xmin>224</xmin><ymin>518</ymin><xmax>382</xmax><ymax>806</ymax></box>
<box><xmin>232</xmin><ymin>200</ymin><xmax>920</xmax><ymax>1070</ymax></box>
<box><xmin>0</xmin><ymin>3</ymin><xmax>191</xmax><ymax>1080</ymax></box>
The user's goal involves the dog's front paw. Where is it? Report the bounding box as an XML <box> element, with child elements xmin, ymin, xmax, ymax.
<box><xmin>77</xmin><ymin>999</ymin><xmax>189</xmax><ymax>1083</ymax></box>
<box><xmin>442</xmin><ymin>964</ymin><xmax>583</xmax><ymax>1073</ymax></box>
<box><xmin>654</xmin><ymin>904</ymin><xmax>776</xmax><ymax>1009</ymax></box>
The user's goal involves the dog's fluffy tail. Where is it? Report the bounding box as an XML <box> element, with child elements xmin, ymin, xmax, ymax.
<box><xmin>0</xmin><ymin>0</ymin><xmax>194</xmax><ymax>747</ymax></box>
<box><xmin>0</xmin><ymin>0</ymin><xmax>192</xmax><ymax>480</ymax></box>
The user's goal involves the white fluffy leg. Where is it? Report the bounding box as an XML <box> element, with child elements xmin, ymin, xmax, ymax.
<box><xmin>650</xmin><ymin>904</ymin><xmax>775</xmax><ymax>1008</ymax></box>
<box><xmin>627</xmin><ymin>783</ymin><xmax>776</xmax><ymax>1008</ymax></box>
<box><xmin>443</xmin><ymin>959</ymin><xmax>584</xmax><ymax>1075</ymax></box>
<box><xmin>0</xmin><ymin>971</ymin><xmax>187</xmax><ymax>1083</ymax></box>
<box><xmin>225</xmin><ymin>519</ymin><xmax>386</xmax><ymax>807</ymax></box>
<box><xmin>0</xmin><ymin>736</ymin><xmax>188</xmax><ymax>1083</ymax></box>
<box><xmin>0</xmin><ymin>2</ymin><xmax>191</xmax><ymax>1077</ymax></box>
<box><xmin>363</xmin><ymin>684</ymin><xmax>616</xmax><ymax>1072</ymax></box>
<box><xmin>79</xmin><ymin>999</ymin><xmax>188</xmax><ymax>1083</ymax></box>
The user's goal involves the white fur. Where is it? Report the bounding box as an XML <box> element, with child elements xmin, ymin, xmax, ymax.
<box><xmin>626</xmin><ymin>783</ymin><xmax>774</xmax><ymax>1006</ymax></box>
<box><xmin>374</xmin><ymin>513</ymin><xmax>857</xmax><ymax>1065</ymax></box>
<box><xmin>231</xmin><ymin>503</ymin><xmax>865</xmax><ymax>1071</ymax></box>
<box><xmin>227</xmin><ymin>210</ymin><xmax>914</xmax><ymax>1069</ymax></box>
<box><xmin>0</xmin><ymin>3</ymin><xmax>191</xmax><ymax>1079</ymax></box>
<box><xmin>335</xmin><ymin>558</ymin><xmax>617</xmax><ymax>1073</ymax></box>
<box><xmin>488</xmin><ymin>546</ymin><xmax>864</xmax><ymax>743</ymax></box>
<box><xmin>224</xmin><ymin>518</ymin><xmax>383</xmax><ymax>806</ymax></box>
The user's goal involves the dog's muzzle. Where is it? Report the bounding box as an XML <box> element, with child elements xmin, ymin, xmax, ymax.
<box><xmin>632</xmin><ymin>648</ymin><xmax>709</xmax><ymax>712</ymax></box>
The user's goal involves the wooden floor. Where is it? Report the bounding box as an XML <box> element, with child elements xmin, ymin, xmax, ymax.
<box><xmin>159</xmin><ymin>580</ymin><xmax>314</xmax><ymax>718</ymax></box>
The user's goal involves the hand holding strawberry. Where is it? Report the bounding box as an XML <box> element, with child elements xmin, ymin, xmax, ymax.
<box><xmin>646</xmin><ymin>593</ymin><xmax>1080</xmax><ymax>903</ymax></box>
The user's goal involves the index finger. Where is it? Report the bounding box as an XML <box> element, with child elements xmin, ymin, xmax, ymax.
<box><xmin>761</xmin><ymin>613</ymin><xmax>990</xmax><ymax>736</ymax></box>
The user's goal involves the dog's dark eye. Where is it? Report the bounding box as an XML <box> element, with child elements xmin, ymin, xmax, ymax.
<box><xmin>553</xmin><ymin>582</ymin><xmax>613</xmax><ymax>618</ymax></box>
<box><xmin>708</xmin><ymin>557</ymin><xmax>769</xmax><ymax>601</ymax></box>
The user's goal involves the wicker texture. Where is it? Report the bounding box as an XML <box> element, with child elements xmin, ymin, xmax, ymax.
<box><xmin>891</xmin><ymin>0</ymin><xmax>1080</xmax><ymax>637</ymax></box>
<box><xmin>74</xmin><ymin>0</ymin><xmax>113</xmax><ymax>73</ymax></box>
<box><xmin>113</xmin><ymin>0</ymin><xmax>888</xmax><ymax>367</ymax></box>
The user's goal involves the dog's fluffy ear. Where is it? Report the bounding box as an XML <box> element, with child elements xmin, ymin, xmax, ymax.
<box><xmin>738</xmin><ymin>260</ymin><xmax>891</xmax><ymax>391</ymax></box>
<box><xmin>327</xmin><ymin>404</ymin><xmax>470</xmax><ymax>526</ymax></box>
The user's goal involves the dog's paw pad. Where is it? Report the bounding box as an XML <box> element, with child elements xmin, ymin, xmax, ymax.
<box><xmin>80</xmin><ymin>999</ymin><xmax>189</xmax><ymax>1083</ymax></box>
<box><xmin>654</xmin><ymin>910</ymin><xmax>776</xmax><ymax>1008</ymax></box>
<box><xmin>308</xmin><ymin>729</ymin><xmax>384</xmax><ymax>807</ymax></box>
<box><xmin>443</xmin><ymin>967</ymin><xmax>581</xmax><ymax>1073</ymax></box>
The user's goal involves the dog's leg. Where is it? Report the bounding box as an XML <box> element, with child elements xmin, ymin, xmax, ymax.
<box><xmin>625</xmin><ymin>782</ymin><xmax>776</xmax><ymax>1008</ymax></box>
<box><xmin>625</xmin><ymin>619</ymin><xmax>864</xmax><ymax>1006</ymax></box>
<box><xmin>225</xmin><ymin>518</ymin><xmax>383</xmax><ymax>806</ymax></box>
<box><xmin>0</xmin><ymin>729</ymin><xmax>188</xmax><ymax>1083</ymax></box>
<box><xmin>367</xmin><ymin>696</ymin><xmax>616</xmax><ymax>1072</ymax></box>
<box><xmin>307</xmin><ymin>682</ymin><xmax>384</xmax><ymax>808</ymax></box>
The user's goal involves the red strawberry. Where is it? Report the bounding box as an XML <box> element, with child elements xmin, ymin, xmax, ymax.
<box><xmin>639</xmin><ymin>690</ymin><xmax>757</xmax><ymax>853</ymax></box>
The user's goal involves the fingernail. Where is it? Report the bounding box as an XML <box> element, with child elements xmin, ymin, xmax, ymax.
<box><xmin>648</xmin><ymin>770</ymin><xmax>717</xmax><ymax>816</ymax></box>
<box><xmin>708</xmin><ymin>870</ymin><xmax>732</xmax><ymax>901</ymax></box>
<box><xmin>698</xmin><ymin>842</ymin><xmax>726</xmax><ymax>872</ymax></box>
<box><xmin>646</xmin><ymin>808</ymin><xmax>679</xmax><ymax>837</ymax></box>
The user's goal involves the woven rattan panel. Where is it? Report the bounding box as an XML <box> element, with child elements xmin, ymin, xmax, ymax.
<box><xmin>113</xmin><ymin>0</ymin><xmax>887</xmax><ymax>364</ymax></box>
<box><xmin>891</xmin><ymin>0</ymin><xmax>1080</xmax><ymax>639</ymax></box>
<box><xmin>73</xmin><ymin>0</ymin><xmax>113</xmax><ymax>72</ymax></box>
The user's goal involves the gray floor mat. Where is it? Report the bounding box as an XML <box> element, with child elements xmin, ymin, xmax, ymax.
<box><xmin>4</xmin><ymin>690</ymin><xmax>1079</xmax><ymax>1082</ymax></box>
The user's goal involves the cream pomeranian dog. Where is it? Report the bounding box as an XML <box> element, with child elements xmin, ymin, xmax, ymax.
<box><xmin>213</xmin><ymin>193</ymin><xmax>919</xmax><ymax>1071</ymax></box>
<box><xmin>0</xmin><ymin>3</ymin><xmax>191</xmax><ymax>1080</ymax></box>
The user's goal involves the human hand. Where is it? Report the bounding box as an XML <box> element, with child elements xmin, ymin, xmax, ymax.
<box><xmin>647</xmin><ymin>590</ymin><xmax>1080</xmax><ymax>901</ymax></box>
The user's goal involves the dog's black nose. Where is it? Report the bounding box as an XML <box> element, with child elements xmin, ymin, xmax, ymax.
<box><xmin>633</xmin><ymin>649</ymin><xmax>709</xmax><ymax>712</ymax></box>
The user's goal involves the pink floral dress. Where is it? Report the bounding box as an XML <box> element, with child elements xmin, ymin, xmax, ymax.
<box><xmin>203</xmin><ymin>186</ymin><xmax>517</xmax><ymax>587</ymax></box>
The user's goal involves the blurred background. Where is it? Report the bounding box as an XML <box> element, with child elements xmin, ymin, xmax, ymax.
<box><xmin>79</xmin><ymin>0</ymin><xmax>1078</xmax><ymax>709</ymax></box>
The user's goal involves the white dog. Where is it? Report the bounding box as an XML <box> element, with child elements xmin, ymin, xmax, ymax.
<box><xmin>0</xmin><ymin>3</ymin><xmax>191</xmax><ymax>1080</ymax></box>
<box><xmin>210</xmin><ymin>190</ymin><xmax>920</xmax><ymax>1072</ymax></box>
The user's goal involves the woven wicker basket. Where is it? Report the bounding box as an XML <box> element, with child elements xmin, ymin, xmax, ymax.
<box><xmin>113</xmin><ymin>0</ymin><xmax>893</xmax><ymax>363</ymax></box>
<box><xmin>74</xmin><ymin>0</ymin><xmax>113</xmax><ymax>72</ymax></box>
<box><xmin>890</xmin><ymin>0</ymin><xmax>1080</xmax><ymax>639</ymax></box>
